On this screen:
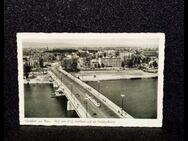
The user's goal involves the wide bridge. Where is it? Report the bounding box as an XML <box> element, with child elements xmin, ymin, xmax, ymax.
<box><xmin>49</xmin><ymin>65</ymin><xmax>133</xmax><ymax>118</ymax></box>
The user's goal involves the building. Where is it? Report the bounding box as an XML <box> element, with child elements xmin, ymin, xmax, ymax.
<box><xmin>105</xmin><ymin>50</ymin><xmax>116</xmax><ymax>58</ymax></box>
<box><xmin>142</xmin><ymin>50</ymin><xmax>158</xmax><ymax>57</ymax></box>
<box><xmin>90</xmin><ymin>59</ymin><xmax>100</xmax><ymax>68</ymax></box>
<box><xmin>77</xmin><ymin>57</ymin><xmax>87</xmax><ymax>69</ymax></box>
<box><xmin>119</xmin><ymin>51</ymin><xmax>133</xmax><ymax>61</ymax></box>
<box><xmin>142</xmin><ymin>50</ymin><xmax>158</xmax><ymax>60</ymax></box>
<box><xmin>99</xmin><ymin>57</ymin><xmax>121</xmax><ymax>67</ymax></box>
<box><xmin>23</xmin><ymin>55</ymin><xmax>39</xmax><ymax>67</ymax></box>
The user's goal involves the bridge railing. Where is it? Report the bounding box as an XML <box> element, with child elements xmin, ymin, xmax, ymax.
<box><xmin>48</xmin><ymin>70</ymin><xmax>92</xmax><ymax>118</ymax></box>
<box><xmin>58</xmin><ymin>66</ymin><xmax>133</xmax><ymax>118</ymax></box>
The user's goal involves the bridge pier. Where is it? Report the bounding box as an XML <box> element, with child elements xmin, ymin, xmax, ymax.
<box><xmin>53</xmin><ymin>82</ymin><xmax>58</xmax><ymax>88</ymax></box>
<box><xmin>67</xmin><ymin>100</ymin><xmax>75</xmax><ymax>111</ymax></box>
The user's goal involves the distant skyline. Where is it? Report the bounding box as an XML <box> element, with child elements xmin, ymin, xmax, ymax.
<box><xmin>22</xmin><ymin>38</ymin><xmax>159</xmax><ymax>49</ymax></box>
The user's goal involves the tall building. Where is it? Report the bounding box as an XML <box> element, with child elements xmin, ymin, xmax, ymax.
<box><xmin>99</xmin><ymin>57</ymin><xmax>121</xmax><ymax>67</ymax></box>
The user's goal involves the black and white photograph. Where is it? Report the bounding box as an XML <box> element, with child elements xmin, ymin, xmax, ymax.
<box><xmin>17</xmin><ymin>33</ymin><xmax>165</xmax><ymax>127</ymax></box>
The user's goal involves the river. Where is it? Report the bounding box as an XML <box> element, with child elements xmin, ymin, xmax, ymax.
<box><xmin>87</xmin><ymin>78</ymin><xmax>157</xmax><ymax>118</ymax></box>
<box><xmin>24</xmin><ymin>78</ymin><xmax>157</xmax><ymax>118</ymax></box>
<box><xmin>24</xmin><ymin>83</ymin><xmax>78</xmax><ymax>118</ymax></box>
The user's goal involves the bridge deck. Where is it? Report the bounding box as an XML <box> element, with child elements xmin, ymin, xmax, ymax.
<box><xmin>50</xmin><ymin>66</ymin><xmax>132</xmax><ymax>118</ymax></box>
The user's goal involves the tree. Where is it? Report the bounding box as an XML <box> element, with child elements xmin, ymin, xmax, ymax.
<box><xmin>132</xmin><ymin>51</ymin><xmax>142</xmax><ymax>66</ymax></box>
<box><xmin>39</xmin><ymin>57</ymin><xmax>44</xmax><ymax>73</ymax></box>
<box><xmin>152</xmin><ymin>60</ymin><xmax>158</xmax><ymax>68</ymax></box>
<box><xmin>63</xmin><ymin>59</ymin><xmax>72</xmax><ymax>72</ymax></box>
<box><xmin>24</xmin><ymin>62</ymin><xmax>31</xmax><ymax>79</ymax></box>
<box><xmin>127</xmin><ymin>59</ymin><xmax>134</xmax><ymax>68</ymax></box>
<box><xmin>86</xmin><ymin>57</ymin><xmax>91</xmax><ymax>67</ymax></box>
<box><xmin>104</xmin><ymin>52</ymin><xmax>107</xmax><ymax>57</ymax></box>
<box><xmin>39</xmin><ymin>57</ymin><xmax>44</xmax><ymax>68</ymax></box>
<box><xmin>121</xmin><ymin>61</ymin><xmax>125</xmax><ymax>68</ymax></box>
<box><xmin>142</xmin><ymin>57</ymin><xmax>146</xmax><ymax>63</ymax></box>
<box><xmin>71</xmin><ymin>59</ymin><xmax>79</xmax><ymax>72</ymax></box>
<box><xmin>115</xmin><ymin>50</ymin><xmax>120</xmax><ymax>57</ymax></box>
<box><xmin>146</xmin><ymin>57</ymin><xmax>151</xmax><ymax>64</ymax></box>
<box><xmin>98</xmin><ymin>64</ymin><xmax>101</xmax><ymax>68</ymax></box>
<box><xmin>101</xmin><ymin>63</ymin><xmax>105</xmax><ymax>68</ymax></box>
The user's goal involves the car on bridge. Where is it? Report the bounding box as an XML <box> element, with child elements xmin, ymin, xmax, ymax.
<box><xmin>85</xmin><ymin>94</ymin><xmax>101</xmax><ymax>108</ymax></box>
<box><xmin>75</xmin><ymin>93</ymin><xmax>80</xmax><ymax>97</ymax></box>
<box><xmin>95</xmin><ymin>102</ymin><xmax>101</xmax><ymax>107</ymax></box>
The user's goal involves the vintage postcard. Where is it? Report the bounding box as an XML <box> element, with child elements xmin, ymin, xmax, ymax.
<box><xmin>17</xmin><ymin>33</ymin><xmax>165</xmax><ymax>127</ymax></box>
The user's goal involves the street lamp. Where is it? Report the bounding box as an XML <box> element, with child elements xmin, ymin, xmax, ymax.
<box><xmin>84</xmin><ymin>97</ymin><xmax>89</xmax><ymax>118</ymax></box>
<box><xmin>120</xmin><ymin>94</ymin><xmax>125</xmax><ymax>115</ymax></box>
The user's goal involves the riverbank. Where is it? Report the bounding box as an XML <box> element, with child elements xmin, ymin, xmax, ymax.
<box><xmin>72</xmin><ymin>69</ymin><xmax>158</xmax><ymax>81</ymax></box>
<box><xmin>24</xmin><ymin>73</ymin><xmax>53</xmax><ymax>84</ymax></box>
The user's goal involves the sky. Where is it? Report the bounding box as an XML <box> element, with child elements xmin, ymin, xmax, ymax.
<box><xmin>22</xmin><ymin>38</ymin><xmax>159</xmax><ymax>49</ymax></box>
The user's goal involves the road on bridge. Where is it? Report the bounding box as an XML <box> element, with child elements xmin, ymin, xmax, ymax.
<box><xmin>50</xmin><ymin>66</ymin><xmax>120</xmax><ymax>118</ymax></box>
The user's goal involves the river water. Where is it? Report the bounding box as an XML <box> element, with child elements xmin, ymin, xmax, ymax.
<box><xmin>24</xmin><ymin>83</ymin><xmax>78</xmax><ymax>118</ymax></box>
<box><xmin>24</xmin><ymin>78</ymin><xmax>157</xmax><ymax>118</ymax></box>
<box><xmin>87</xmin><ymin>78</ymin><xmax>157</xmax><ymax>118</ymax></box>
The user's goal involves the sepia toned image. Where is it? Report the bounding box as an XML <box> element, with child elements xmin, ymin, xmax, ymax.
<box><xmin>17</xmin><ymin>33</ymin><xmax>165</xmax><ymax>127</ymax></box>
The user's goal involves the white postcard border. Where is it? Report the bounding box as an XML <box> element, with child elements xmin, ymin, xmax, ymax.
<box><xmin>17</xmin><ymin>33</ymin><xmax>165</xmax><ymax>127</ymax></box>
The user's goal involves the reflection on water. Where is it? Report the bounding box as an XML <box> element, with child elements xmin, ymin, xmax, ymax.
<box><xmin>24</xmin><ymin>83</ymin><xmax>78</xmax><ymax>118</ymax></box>
<box><xmin>87</xmin><ymin>78</ymin><xmax>157</xmax><ymax>118</ymax></box>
